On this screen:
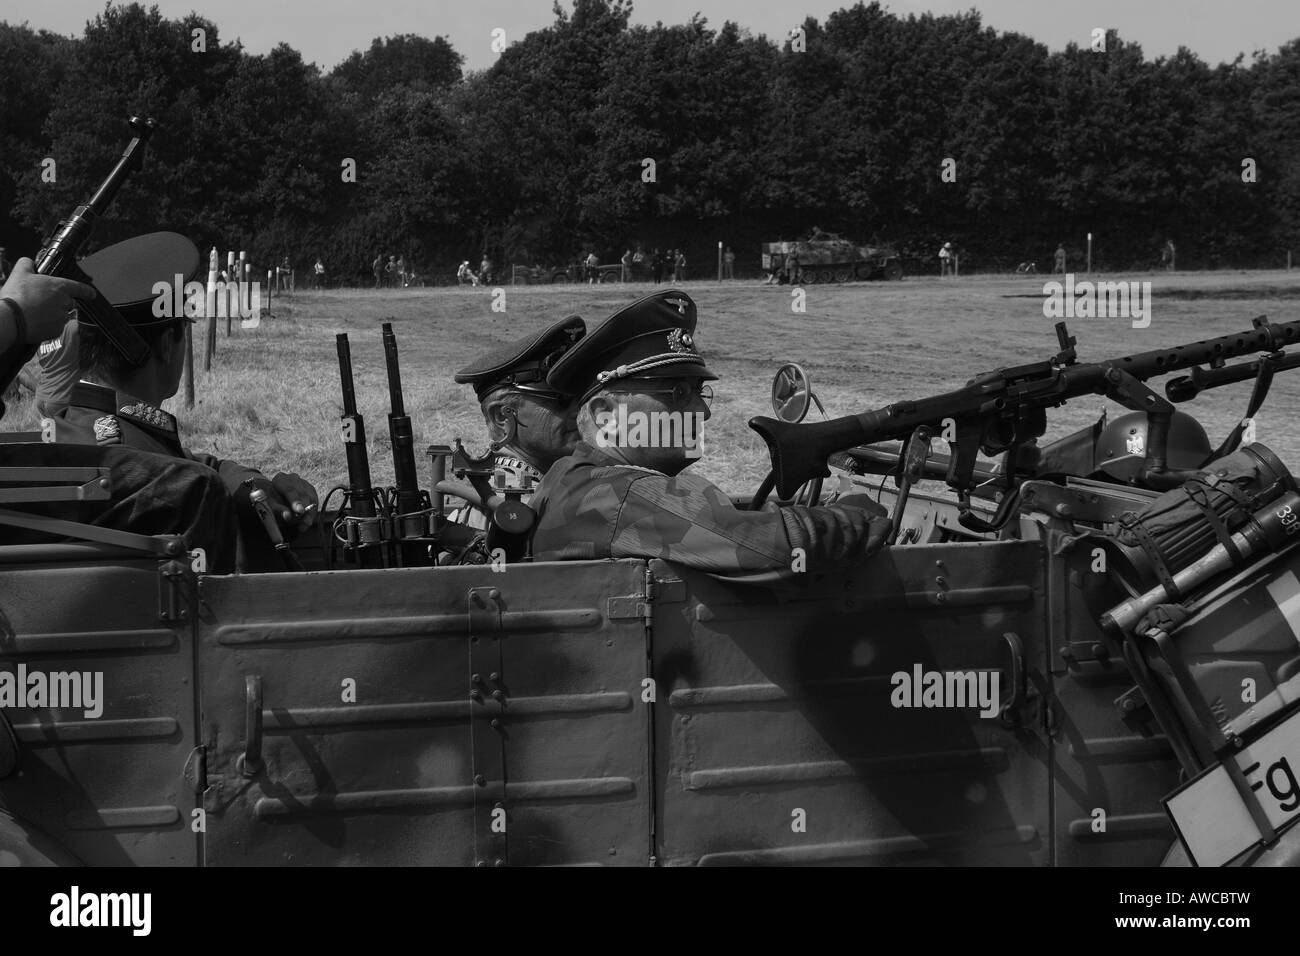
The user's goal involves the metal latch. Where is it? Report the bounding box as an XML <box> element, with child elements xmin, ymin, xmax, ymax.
<box><xmin>608</xmin><ymin>573</ymin><xmax>685</xmax><ymax>620</ymax></box>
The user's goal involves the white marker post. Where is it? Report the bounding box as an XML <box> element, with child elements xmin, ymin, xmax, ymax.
<box><xmin>717</xmin><ymin>241</ymin><xmax>723</xmax><ymax>283</ymax></box>
<box><xmin>1087</xmin><ymin>233</ymin><xmax>1093</xmax><ymax>274</ymax></box>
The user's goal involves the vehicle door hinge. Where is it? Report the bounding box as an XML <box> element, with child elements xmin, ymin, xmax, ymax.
<box><xmin>609</xmin><ymin>571</ymin><xmax>685</xmax><ymax>621</ymax></box>
<box><xmin>158</xmin><ymin>558</ymin><xmax>194</xmax><ymax>623</ymax></box>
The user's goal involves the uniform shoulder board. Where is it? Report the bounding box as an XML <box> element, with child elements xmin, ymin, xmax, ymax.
<box><xmin>118</xmin><ymin>402</ymin><xmax>177</xmax><ymax>434</ymax></box>
<box><xmin>93</xmin><ymin>415</ymin><xmax>122</xmax><ymax>445</ymax></box>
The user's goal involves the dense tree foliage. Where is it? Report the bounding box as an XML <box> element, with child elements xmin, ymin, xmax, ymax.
<box><xmin>1</xmin><ymin>1</ymin><xmax>1297</xmax><ymax>279</ymax></box>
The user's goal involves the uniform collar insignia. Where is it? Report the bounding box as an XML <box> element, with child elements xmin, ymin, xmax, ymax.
<box><xmin>93</xmin><ymin>415</ymin><xmax>122</xmax><ymax>445</ymax></box>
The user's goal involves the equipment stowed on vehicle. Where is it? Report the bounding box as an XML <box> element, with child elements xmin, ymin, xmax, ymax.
<box><xmin>6</xmin><ymin>307</ymin><xmax>1300</xmax><ymax>866</ymax></box>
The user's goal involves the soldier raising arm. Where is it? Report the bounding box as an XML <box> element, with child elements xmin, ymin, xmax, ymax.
<box><xmin>529</xmin><ymin>291</ymin><xmax>892</xmax><ymax>573</ymax></box>
<box><xmin>47</xmin><ymin>233</ymin><xmax>318</xmax><ymax>564</ymax></box>
<box><xmin>0</xmin><ymin>258</ymin><xmax>95</xmax><ymax>417</ymax></box>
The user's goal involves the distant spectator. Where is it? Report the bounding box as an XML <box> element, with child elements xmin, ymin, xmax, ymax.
<box><xmin>724</xmin><ymin>246</ymin><xmax>736</xmax><ymax>280</ymax></box>
<box><xmin>277</xmin><ymin>255</ymin><xmax>292</xmax><ymax>292</ymax></box>
<box><xmin>787</xmin><ymin>249</ymin><xmax>800</xmax><ymax>285</ymax></box>
<box><xmin>673</xmin><ymin>249</ymin><xmax>686</xmax><ymax>283</ymax></box>
<box><xmin>651</xmin><ymin>249</ymin><xmax>664</xmax><ymax>284</ymax></box>
<box><xmin>457</xmin><ymin>261</ymin><xmax>479</xmax><ymax>286</ymax></box>
<box><xmin>621</xmin><ymin>248</ymin><xmax>632</xmax><ymax>280</ymax></box>
<box><xmin>386</xmin><ymin>255</ymin><xmax>398</xmax><ymax>286</ymax></box>
<box><xmin>480</xmin><ymin>256</ymin><xmax>493</xmax><ymax>285</ymax></box>
<box><xmin>397</xmin><ymin>255</ymin><xmax>408</xmax><ymax>287</ymax></box>
<box><xmin>314</xmin><ymin>258</ymin><xmax>325</xmax><ymax>289</ymax></box>
<box><xmin>939</xmin><ymin>242</ymin><xmax>953</xmax><ymax>277</ymax></box>
<box><xmin>1053</xmin><ymin>243</ymin><xmax>1066</xmax><ymax>274</ymax></box>
<box><xmin>585</xmin><ymin>251</ymin><xmax>598</xmax><ymax>284</ymax></box>
<box><xmin>372</xmin><ymin>253</ymin><xmax>384</xmax><ymax>288</ymax></box>
<box><xmin>632</xmin><ymin>247</ymin><xmax>645</xmax><ymax>265</ymax></box>
<box><xmin>1162</xmin><ymin>239</ymin><xmax>1176</xmax><ymax>272</ymax></box>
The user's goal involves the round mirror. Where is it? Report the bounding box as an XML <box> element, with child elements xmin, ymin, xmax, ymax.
<box><xmin>771</xmin><ymin>363</ymin><xmax>813</xmax><ymax>423</ymax></box>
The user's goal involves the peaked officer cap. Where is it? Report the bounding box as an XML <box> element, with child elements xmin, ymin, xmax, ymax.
<box><xmin>455</xmin><ymin>314</ymin><xmax>586</xmax><ymax>400</ymax></box>
<box><xmin>546</xmin><ymin>290</ymin><xmax>717</xmax><ymax>405</ymax></box>
<box><xmin>75</xmin><ymin>231</ymin><xmax>202</xmax><ymax>327</ymax></box>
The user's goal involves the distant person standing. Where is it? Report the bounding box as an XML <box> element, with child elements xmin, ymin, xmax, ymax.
<box><xmin>585</xmin><ymin>251</ymin><xmax>598</xmax><ymax>284</ymax></box>
<box><xmin>651</xmin><ymin>249</ymin><xmax>664</xmax><ymax>284</ymax></box>
<box><xmin>397</xmin><ymin>255</ymin><xmax>408</xmax><ymax>287</ymax></box>
<box><xmin>314</xmin><ymin>258</ymin><xmax>325</xmax><ymax>289</ymax></box>
<box><xmin>621</xmin><ymin>248</ymin><xmax>632</xmax><ymax>281</ymax></box>
<box><xmin>673</xmin><ymin>249</ymin><xmax>686</xmax><ymax>283</ymax></box>
<box><xmin>480</xmin><ymin>256</ymin><xmax>493</xmax><ymax>285</ymax></box>
<box><xmin>787</xmin><ymin>249</ymin><xmax>800</xmax><ymax>285</ymax></box>
<box><xmin>939</xmin><ymin>242</ymin><xmax>953</xmax><ymax>277</ymax></box>
<box><xmin>1162</xmin><ymin>239</ymin><xmax>1176</xmax><ymax>272</ymax></box>
<box><xmin>723</xmin><ymin>246</ymin><xmax>736</xmax><ymax>280</ymax></box>
<box><xmin>386</xmin><ymin>256</ymin><xmax>398</xmax><ymax>287</ymax></box>
<box><xmin>1053</xmin><ymin>243</ymin><xmax>1066</xmax><ymax>274</ymax></box>
<box><xmin>372</xmin><ymin>253</ymin><xmax>384</xmax><ymax>288</ymax></box>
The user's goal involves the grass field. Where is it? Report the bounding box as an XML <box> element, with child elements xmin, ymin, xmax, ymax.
<box><xmin>7</xmin><ymin>269</ymin><xmax>1300</xmax><ymax>498</ymax></box>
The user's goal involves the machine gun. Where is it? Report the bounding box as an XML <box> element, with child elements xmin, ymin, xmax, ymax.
<box><xmin>331</xmin><ymin>329</ymin><xmax>478</xmax><ymax>568</ymax></box>
<box><xmin>750</xmin><ymin>316</ymin><xmax>1300</xmax><ymax>532</ymax></box>
<box><xmin>0</xmin><ymin>117</ymin><xmax>155</xmax><ymax>395</ymax></box>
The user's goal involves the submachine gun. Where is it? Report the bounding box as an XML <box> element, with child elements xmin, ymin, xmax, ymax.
<box><xmin>749</xmin><ymin>316</ymin><xmax>1300</xmax><ymax>533</ymax></box>
<box><xmin>330</xmin><ymin>325</ymin><xmax>535</xmax><ymax>568</ymax></box>
<box><xmin>0</xmin><ymin>116</ymin><xmax>155</xmax><ymax>395</ymax></box>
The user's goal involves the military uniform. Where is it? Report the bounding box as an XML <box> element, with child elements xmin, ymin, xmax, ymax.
<box><xmin>39</xmin><ymin>232</ymin><xmax>288</xmax><ymax>569</ymax></box>
<box><xmin>531</xmin><ymin>441</ymin><xmax>888</xmax><ymax>572</ymax></box>
<box><xmin>446</xmin><ymin>315</ymin><xmax>586</xmax><ymax>547</ymax></box>
<box><xmin>530</xmin><ymin>290</ymin><xmax>891</xmax><ymax>573</ymax></box>
<box><xmin>52</xmin><ymin>381</ymin><xmax>260</xmax><ymax>492</ymax></box>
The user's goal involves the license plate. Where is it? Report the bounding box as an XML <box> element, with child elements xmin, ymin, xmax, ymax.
<box><xmin>1164</xmin><ymin>705</ymin><xmax>1300</xmax><ymax>866</ymax></box>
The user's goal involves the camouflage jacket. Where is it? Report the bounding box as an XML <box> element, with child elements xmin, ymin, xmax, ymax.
<box><xmin>530</xmin><ymin>442</ymin><xmax>891</xmax><ymax>573</ymax></box>
<box><xmin>51</xmin><ymin>382</ymin><xmax>262</xmax><ymax>493</ymax></box>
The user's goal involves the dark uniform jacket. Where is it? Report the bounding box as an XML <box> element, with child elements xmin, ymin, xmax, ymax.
<box><xmin>49</xmin><ymin>382</ymin><xmax>270</xmax><ymax>570</ymax></box>
<box><xmin>53</xmin><ymin>382</ymin><xmax>261</xmax><ymax>491</ymax></box>
<box><xmin>530</xmin><ymin>442</ymin><xmax>890</xmax><ymax>573</ymax></box>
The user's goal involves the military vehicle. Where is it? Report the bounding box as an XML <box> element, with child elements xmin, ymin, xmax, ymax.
<box><xmin>4</xmin><ymin>306</ymin><xmax>1300</xmax><ymax>867</ymax></box>
<box><xmin>762</xmin><ymin>237</ymin><xmax>903</xmax><ymax>283</ymax></box>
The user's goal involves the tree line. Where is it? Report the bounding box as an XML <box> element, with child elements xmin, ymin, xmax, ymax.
<box><xmin>1</xmin><ymin>0</ymin><xmax>1298</xmax><ymax>281</ymax></box>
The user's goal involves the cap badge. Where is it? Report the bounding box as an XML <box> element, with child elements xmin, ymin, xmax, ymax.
<box><xmin>667</xmin><ymin>328</ymin><xmax>696</xmax><ymax>353</ymax></box>
<box><xmin>665</xmin><ymin>296</ymin><xmax>690</xmax><ymax>315</ymax></box>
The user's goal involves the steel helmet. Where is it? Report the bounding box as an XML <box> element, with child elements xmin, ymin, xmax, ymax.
<box><xmin>1095</xmin><ymin>409</ymin><xmax>1212</xmax><ymax>482</ymax></box>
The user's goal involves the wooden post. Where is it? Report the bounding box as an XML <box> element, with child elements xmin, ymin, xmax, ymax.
<box><xmin>205</xmin><ymin>313</ymin><xmax>215</xmax><ymax>370</ymax></box>
<box><xmin>183</xmin><ymin>321</ymin><xmax>195</xmax><ymax>409</ymax></box>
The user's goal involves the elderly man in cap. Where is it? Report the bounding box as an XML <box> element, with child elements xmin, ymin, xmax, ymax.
<box><xmin>530</xmin><ymin>290</ymin><xmax>891</xmax><ymax>574</ymax></box>
<box><xmin>447</xmin><ymin>315</ymin><xmax>585</xmax><ymax>536</ymax></box>
<box><xmin>47</xmin><ymin>232</ymin><xmax>318</xmax><ymax>563</ymax></box>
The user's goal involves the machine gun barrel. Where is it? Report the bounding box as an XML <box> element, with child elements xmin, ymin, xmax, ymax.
<box><xmin>382</xmin><ymin>324</ymin><xmax>423</xmax><ymax>515</ymax></box>
<box><xmin>1166</xmin><ymin>350</ymin><xmax>1300</xmax><ymax>403</ymax></box>
<box><xmin>751</xmin><ymin>317</ymin><xmax>1300</xmax><ymax>499</ymax></box>
<box><xmin>337</xmin><ymin>334</ymin><xmax>376</xmax><ymax>519</ymax></box>
<box><xmin>0</xmin><ymin>117</ymin><xmax>155</xmax><ymax>392</ymax></box>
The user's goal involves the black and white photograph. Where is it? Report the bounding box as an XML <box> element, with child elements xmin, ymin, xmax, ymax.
<box><xmin>1</xmin><ymin>0</ymin><xmax>1299</xmax><ymax>926</ymax></box>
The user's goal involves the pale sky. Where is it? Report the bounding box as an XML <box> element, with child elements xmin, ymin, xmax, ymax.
<box><xmin>2</xmin><ymin>0</ymin><xmax>1296</xmax><ymax>72</ymax></box>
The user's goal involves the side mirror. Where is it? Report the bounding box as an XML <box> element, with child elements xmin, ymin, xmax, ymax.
<box><xmin>771</xmin><ymin>363</ymin><xmax>815</xmax><ymax>423</ymax></box>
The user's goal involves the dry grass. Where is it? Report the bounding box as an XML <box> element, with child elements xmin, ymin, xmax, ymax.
<box><xmin>6</xmin><ymin>270</ymin><xmax>1300</xmax><ymax>497</ymax></box>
